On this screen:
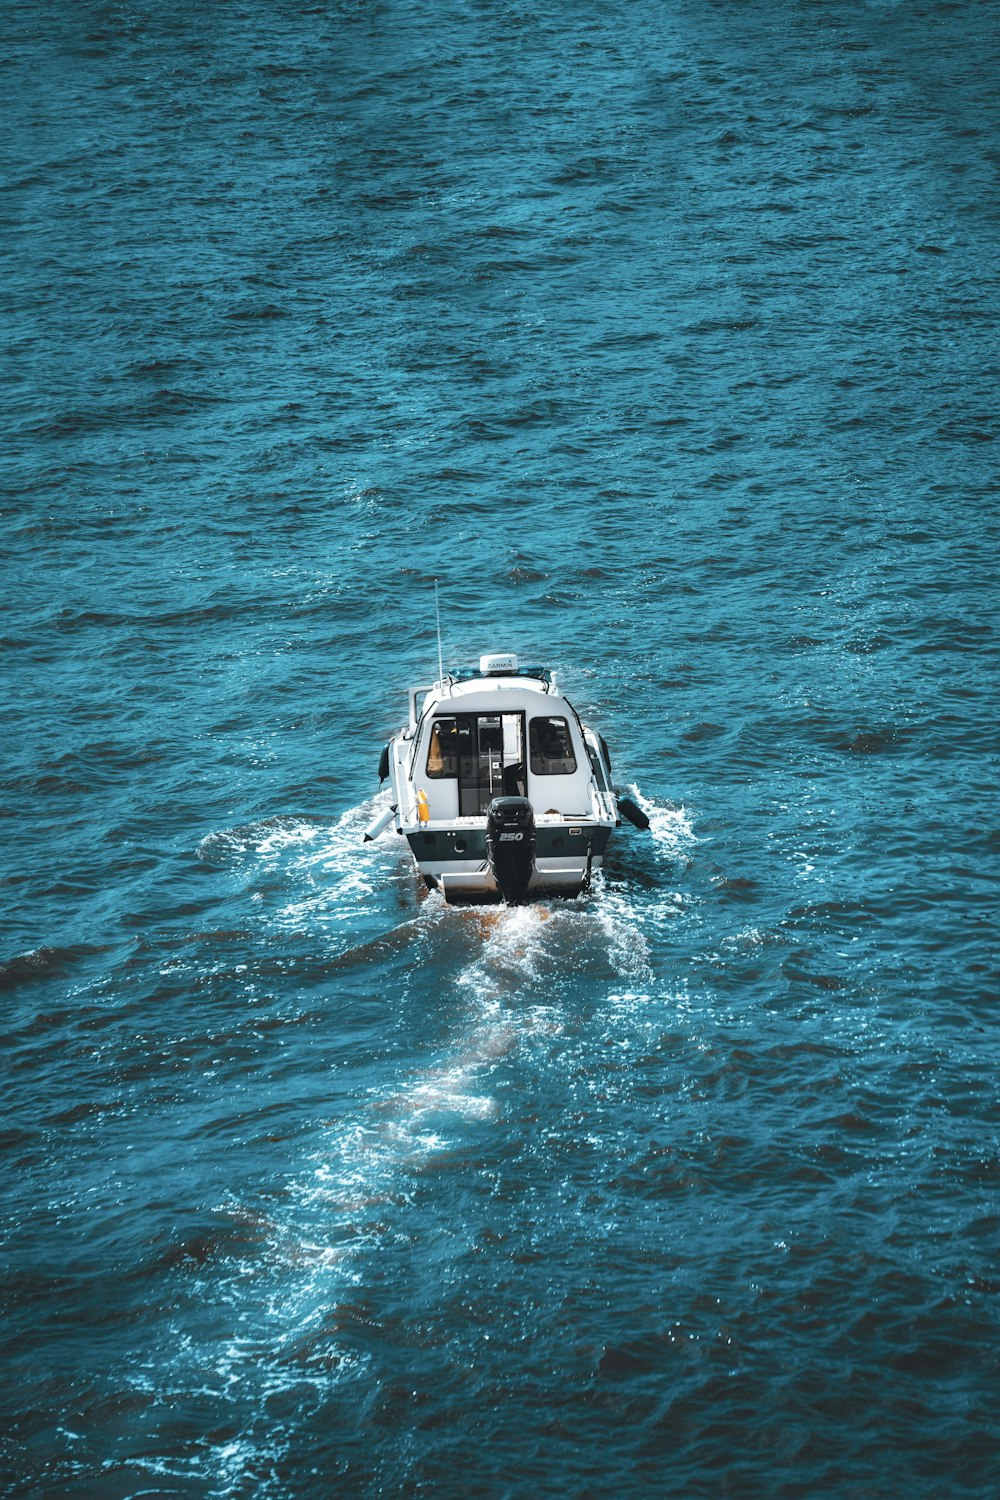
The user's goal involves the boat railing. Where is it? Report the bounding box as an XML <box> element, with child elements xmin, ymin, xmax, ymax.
<box><xmin>448</xmin><ymin>665</ymin><xmax>552</xmax><ymax>688</ymax></box>
<box><xmin>407</xmin><ymin>683</ymin><xmax>436</xmax><ymax>730</ymax></box>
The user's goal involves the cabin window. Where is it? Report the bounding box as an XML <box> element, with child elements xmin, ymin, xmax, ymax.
<box><xmin>425</xmin><ymin>716</ymin><xmax>473</xmax><ymax>779</ymax></box>
<box><xmin>529</xmin><ymin>716</ymin><xmax>577</xmax><ymax>775</ymax></box>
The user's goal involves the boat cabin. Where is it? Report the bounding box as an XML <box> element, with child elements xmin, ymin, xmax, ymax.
<box><xmin>411</xmin><ymin>676</ymin><xmax>594</xmax><ymax>822</ymax></box>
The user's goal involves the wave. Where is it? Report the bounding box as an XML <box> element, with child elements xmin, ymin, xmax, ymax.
<box><xmin>0</xmin><ymin>943</ymin><xmax>109</xmax><ymax>994</ymax></box>
<box><xmin>626</xmin><ymin>785</ymin><xmax>697</xmax><ymax>861</ymax></box>
<box><xmin>197</xmin><ymin>815</ymin><xmax>325</xmax><ymax>864</ymax></box>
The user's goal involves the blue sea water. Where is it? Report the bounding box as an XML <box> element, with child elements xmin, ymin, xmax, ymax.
<box><xmin>3</xmin><ymin>0</ymin><xmax>999</xmax><ymax>1494</ymax></box>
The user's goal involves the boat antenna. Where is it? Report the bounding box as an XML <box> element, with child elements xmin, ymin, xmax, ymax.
<box><xmin>434</xmin><ymin>578</ymin><xmax>444</xmax><ymax>686</ymax></box>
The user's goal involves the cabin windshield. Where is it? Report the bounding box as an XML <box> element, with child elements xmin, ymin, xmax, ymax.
<box><xmin>425</xmin><ymin>713</ymin><xmax>526</xmax><ymax>815</ymax></box>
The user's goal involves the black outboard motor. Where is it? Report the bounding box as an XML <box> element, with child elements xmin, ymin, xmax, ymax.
<box><xmin>486</xmin><ymin>797</ymin><xmax>536</xmax><ymax>905</ymax></box>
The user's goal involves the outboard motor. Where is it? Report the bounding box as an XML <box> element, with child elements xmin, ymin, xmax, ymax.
<box><xmin>486</xmin><ymin>797</ymin><xmax>536</xmax><ymax>905</ymax></box>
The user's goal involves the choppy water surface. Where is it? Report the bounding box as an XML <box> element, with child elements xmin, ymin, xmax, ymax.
<box><xmin>3</xmin><ymin>2</ymin><xmax>999</xmax><ymax>1495</ymax></box>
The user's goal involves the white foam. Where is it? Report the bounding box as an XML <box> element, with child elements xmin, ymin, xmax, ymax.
<box><xmin>254</xmin><ymin>821</ymin><xmax>321</xmax><ymax>856</ymax></box>
<box><xmin>594</xmin><ymin>876</ymin><xmax>653</xmax><ymax>983</ymax></box>
<box><xmin>218</xmin><ymin>792</ymin><xmax>412</xmax><ymax>928</ymax></box>
<box><xmin>626</xmin><ymin>784</ymin><xmax>697</xmax><ymax>861</ymax></box>
<box><xmin>197</xmin><ymin>815</ymin><xmax>321</xmax><ymax>861</ymax></box>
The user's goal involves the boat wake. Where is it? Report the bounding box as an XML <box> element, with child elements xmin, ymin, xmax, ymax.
<box><xmin>197</xmin><ymin>791</ymin><xmax>414</xmax><ymax>942</ymax></box>
<box><xmin>177</xmin><ymin>789</ymin><xmax>697</xmax><ymax>1493</ymax></box>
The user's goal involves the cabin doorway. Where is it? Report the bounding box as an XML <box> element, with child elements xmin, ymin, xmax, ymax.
<box><xmin>458</xmin><ymin>712</ymin><xmax>525</xmax><ymax>816</ymax></box>
<box><xmin>425</xmin><ymin>711</ymin><xmax>526</xmax><ymax>817</ymax></box>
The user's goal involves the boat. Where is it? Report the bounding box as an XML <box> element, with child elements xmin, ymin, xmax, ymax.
<box><xmin>364</xmin><ymin>652</ymin><xmax>649</xmax><ymax>903</ymax></box>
